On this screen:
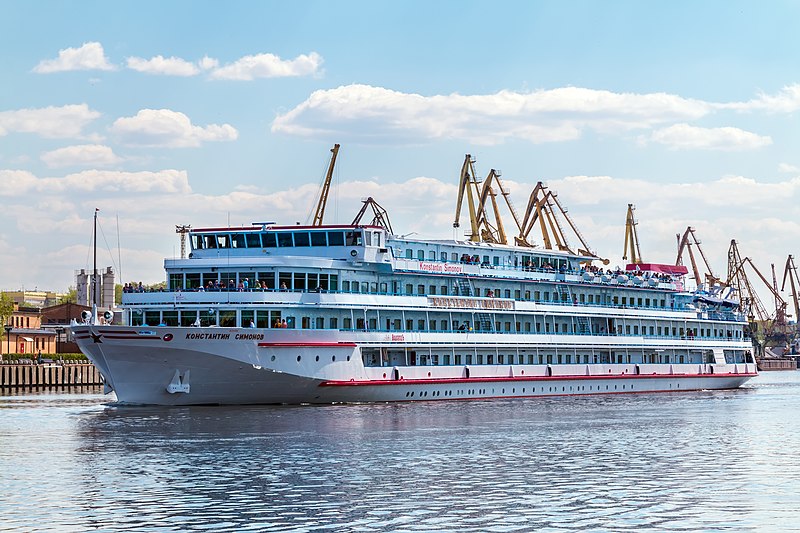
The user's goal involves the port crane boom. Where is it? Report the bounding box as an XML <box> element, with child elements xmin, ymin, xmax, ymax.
<box><xmin>312</xmin><ymin>144</ymin><xmax>340</xmax><ymax>226</ymax></box>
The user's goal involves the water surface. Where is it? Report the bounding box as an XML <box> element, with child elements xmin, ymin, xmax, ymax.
<box><xmin>2</xmin><ymin>373</ymin><xmax>800</xmax><ymax>532</ymax></box>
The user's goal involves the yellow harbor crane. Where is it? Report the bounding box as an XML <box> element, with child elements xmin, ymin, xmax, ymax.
<box><xmin>675</xmin><ymin>226</ymin><xmax>722</xmax><ymax>290</ymax></box>
<box><xmin>726</xmin><ymin>240</ymin><xmax>789</xmax><ymax>352</ymax></box>
<box><xmin>351</xmin><ymin>197</ymin><xmax>394</xmax><ymax>234</ymax></box>
<box><xmin>311</xmin><ymin>144</ymin><xmax>340</xmax><ymax>227</ymax></box>
<box><xmin>622</xmin><ymin>204</ymin><xmax>643</xmax><ymax>264</ymax></box>
<box><xmin>452</xmin><ymin>154</ymin><xmax>605</xmax><ymax>263</ymax></box>
<box><xmin>781</xmin><ymin>254</ymin><xmax>800</xmax><ymax>331</ymax></box>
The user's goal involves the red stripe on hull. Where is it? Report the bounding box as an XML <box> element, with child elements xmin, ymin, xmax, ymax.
<box><xmin>257</xmin><ymin>342</ymin><xmax>357</xmax><ymax>347</ymax></box>
<box><xmin>319</xmin><ymin>372</ymin><xmax>757</xmax><ymax>387</ymax></box>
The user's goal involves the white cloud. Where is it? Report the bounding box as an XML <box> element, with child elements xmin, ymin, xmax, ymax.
<box><xmin>778</xmin><ymin>163</ymin><xmax>800</xmax><ymax>174</ymax></box>
<box><xmin>0</xmin><ymin>104</ymin><xmax>101</xmax><ymax>139</ymax></box>
<box><xmin>110</xmin><ymin>109</ymin><xmax>238</xmax><ymax>147</ymax></box>
<box><xmin>33</xmin><ymin>42</ymin><xmax>116</xmax><ymax>73</ymax></box>
<box><xmin>272</xmin><ymin>84</ymin><xmax>712</xmax><ymax>145</ymax></box>
<box><xmin>198</xmin><ymin>56</ymin><xmax>219</xmax><ymax>70</ymax></box>
<box><xmin>716</xmin><ymin>84</ymin><xmax>800</xmax><ymax>113</ymax></box>
<box><xmin>646</xmin><ymin>123</ymin><xmax>772</xmax><ymax>151</ymax></box>
<box><xmin>126</xmin><ymin>55</ymin><xmax>200</xmax><ymax>76</ymax></box>
<box><xmin>0</xmin><ymin>168</ymin><xmax>191</xmax><ymax>195</ymax></box>
<box><xmin>41</xmin><ymin>144</ymin><xmax>123</xmax><ymax>168</ymax></box>
<box><xmin>210</xmin><ymin>52</ymin><xmax>323</xmax><ymax>80</ymax></box>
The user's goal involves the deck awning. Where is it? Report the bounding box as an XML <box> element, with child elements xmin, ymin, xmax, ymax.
<box><xmin>21</xmin><ymin>336</ymin><xmax>34</xmax><ymax>342</ymax></box>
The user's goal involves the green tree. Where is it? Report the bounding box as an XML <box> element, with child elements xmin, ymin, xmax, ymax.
<box><xmin>59</xmin><ymin>287</ymin><xmax>77</xmax><ymax>304</ymax></box>
<box><xmin>0</xmin><ymin>292</ymin><xmax>14</xmax><ymax>345</ymax></box>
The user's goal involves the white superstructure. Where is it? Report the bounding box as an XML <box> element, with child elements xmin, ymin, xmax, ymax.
<box><xmin>73</xmin><ymin>223</ymin><xmax>756</xmax><ymax>405</ymax></box>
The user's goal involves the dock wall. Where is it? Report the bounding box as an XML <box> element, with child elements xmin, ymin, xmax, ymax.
<box><xmin>0</xmin><ymin>363</ymin><xmax>103</xmax><ymax>388</ymax></box>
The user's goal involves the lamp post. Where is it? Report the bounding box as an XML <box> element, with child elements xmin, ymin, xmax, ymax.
<box><xmin>3</xmin><ymin>324</ymin><xmax>12</xmax><ymax>361</ymax></box>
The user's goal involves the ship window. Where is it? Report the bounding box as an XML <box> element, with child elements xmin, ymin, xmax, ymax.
<box><xmin>219</xmin><ymin>310</ymin><xmax>236</xmax><ymax>327</ymax></box>
<box><xmin>417</xmin><ymin>250</ymin><xmax>425</xmax><ymax>260</ymax></box>
<box><xmin>180</xmin><ymin>310</ymin><xmax>198</xmax><ymax>327</ymax></box>
<box><xmin>186</xmin><ymin>273</ymin><xmax>201</xmax><ymax>290</ymax></box>
<box><xmin>476</xmin><ymin>354</ymin><xmax>483</xmax><ymax>364</ymax></box>
<box><xmin>279</xmin><ymin>272</ymin><xmax>292</xmax><ymax>290</ymax></box>
<box><xmin>482</xmin><ymin>255</ymin><xmax>489</xmax><ymax>265</ymax></box>
<box><xmin>406</xmin><ymin>319</ymin><xmax>413</xmax><ymax>330</ymax></box>
<box><xmin>363</xmin><ymin>232</ymin><xmax>372</xmax><ymax>246</ymax></box>
<box><xmin>330</xmin><ymin>317</ymin><xmax>338</xmax><ymax>329</ymax></box>
<box><xmin>515</xmin><ymin>290</ymin><xmax>521</xmax><ymax>299</ymax></box>
<box><xmin>262</xmin><ymin>233</ymin><xmax>277</xmax><ymax>248</ymax></box>
<box><xmin>504</xmin><ymin>289</ymin><xmax>511</xmax><ymax>298</ymax></box>
<box><xmin>379</xmin><ymin>282</ymin><xmax>388</xmax><ymax>293</ymax></box>
<box><xmin>441</xmin><ymin>285</ymin><xmax>448</xmax><ymax>295</ymax></box>
<box><xmin>294</xmin><ymin>232</ymin><xmax>310</xmax><ymax>247</ymax></box>
<box><xmin>203</xmin><ymin>235</ymin><xmax>217</xmax><ymax>249</ymax></box>
<box><xmin>369</xmin><ymin>318</ymin><xmax>377</xmax><ymax>330</ymax></box>
<box><xmin>360</xmin><ymin>282</ymin><xmax>369</xmax><ymax>293</ymax></box>
<box><xmin>277</xmin><ymin>233</ymin><xmax>293</xmax><ymax>247</ymax></box>
<box><xmin>428</xmin><ymin>251</ymin><xmax>435</xmax><ymax>260</ymax></box>
<box><xmin>345</xmin><ymin>231</ymin><xmax>362</xmax><ymax>246</ymax></box>
<box><xmin>440</xmin><ymin>252</ymin><xmax>447</xmax><ymax>261</ymax></box>
<box><xmin>245</xmin><ymin>233</ymin><xmax>261</xmax><ymax>248</ymax></box>
<box><xmin>191</xmin><ymin>235</ymin><xmax>203</xmax><ymax>250</ymax></box>
<box><xmin>217</xmin><ymin>235</ymin><xmax>230</xmax><ymax>248</ymax></box>
<box><xmin>162</xmin><ymin>311</ymin><xmax>178</xmax><ymax>326</ymax></box>
<box><xmin>308</xmin><ymin>273</ymin><xmax>319</xmax><ymax>290</ymax></box>
<box><xmin>231</xmin><ymin>234</ymin><xmax>245</xmax><ymax>248</ymax></box>
<box><xmin>169</xmin><ymin>273</ymin><xmax>183</xmax><ymax>291</ymax></box>
<box><xmin>342</xmin><ymin>280</ymin><xmax>350</xmax><ymax>292</ymax></box>
<box><xmin>418</xmin><ymin>320</ymin><xmax>425</xmax><ymax>330</ymax></box>
<box><xmin>301</xmin><ymin>317</ymin><xmax>311</xmax><ymax>329</ymax></box>
<box><xmin>294</xmin><ymin>273</ymin><xmax>307</xmax><ymax>291</ymax></box>
<box><xmin>356</xmin><ymin>318</ymin><xmax>365</xmax><ymax>329</ymax></box>
<box><xmin>328</xmin><ymin>232</ymin><xmax>345</xmax><ymax>246</ymax></box>
<box><xmin>505</xmin><ymin>322</ymin><xmax>511</xmax><ymax>332</ymax></box>
<box><xmin>488</xmin><ymin>354</ymin><xmax>494</xmax><ymax>364</ymax></box>
<box><xmin>240</xmin><ymin>310</ymin><xmax>254</xmax><ymax>328</ymax></box>
<box><xmin>144</xmin><ymin>311</ymin><xmax>160</xmax><ymax>326</ymax></box>
<box><xmin>451</xmin><ymin>253</ymin><xmax>458</xmax><ymax>262</ymax></box>
<box><xmin>370</xmin><ymin>282</ymin><xmax>378</xmax><ymax>293</ymax></box>
<box><xmin>417</xmin><ymin>284</ymin><xmax>425</xmax><ymax>295</ymax></box>
<box><xmin>429</xmin><ymin>285</ymin><xmax>436</xmax><ymax>295</ymax></box>
<box><xmin>493</xmin><ymin>256</ymin><xmax>500</xmax><ymax>266</ymax></box>
<box><xmin>311</xmin><ymin>232</ymin><xmax>327</xmax><ymax>246</ymax></box>
<box><xmin>405</xmin><ymin>284</ymin><xmax>413</xmax><ymax>294</ymax></box>
<box><xmin>405</xmin><ymin>249</ymin><xmax>413</xmax><ymax>259</ymax></box>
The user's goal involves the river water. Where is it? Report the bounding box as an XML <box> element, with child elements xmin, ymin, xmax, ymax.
<box><xmin>1</xmin><ymin>371</ymin><xmax>800</xmax><ymax>532</ymax></box>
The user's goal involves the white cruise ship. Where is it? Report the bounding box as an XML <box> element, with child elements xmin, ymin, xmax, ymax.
<box><xmin>73</xmin><ymin>163</ymin><xmax>756</xmax><ymax>405</ymax></box>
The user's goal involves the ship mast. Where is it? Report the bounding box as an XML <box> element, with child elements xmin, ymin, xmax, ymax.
<box><xmin>93</xmin><ymin>208</ymin><xmax>98</xmax><ymax>307</ymax></box>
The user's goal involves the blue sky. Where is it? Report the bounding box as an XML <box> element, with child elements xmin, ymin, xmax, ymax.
<box><xmin>2</xmin><ymin>1</ymin><xmax>800</xmax><ymax>307</ymax></box>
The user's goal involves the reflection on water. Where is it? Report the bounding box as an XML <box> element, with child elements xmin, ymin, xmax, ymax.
<box><xmin>2</xmin><ymin>374</ymin><xmax>800</xmax><ymax>531</ymax></box>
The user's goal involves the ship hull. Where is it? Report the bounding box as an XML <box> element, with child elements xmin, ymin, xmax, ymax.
<box><xmin>74</xmin><ymin>325</ymin><xmax>757</xmax><ymax>406</ymax></box>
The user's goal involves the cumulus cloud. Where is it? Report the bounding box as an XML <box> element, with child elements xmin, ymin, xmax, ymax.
<box><xmin>126</xmin><ymin>55</ymin><xmax>200</xmax><ymax>76</ymax></box>
<box><xmin>778</xmin><ymin>163</ymin><xmax>800</xmax><ymax>174</ymax></box>
<box><xmin>645</xmin><ymin>123</ymin><xmax>772</xmax><ymax>151</ymax></box>
<box><xmin>33</xmin><ymin>42</ymin><xmax>116</xmax><ymax>73</ymax></box>
<box><xmin>272</xmin><ymin>84</ymin><xmax>712</xmax><ymax>145</ymax></box>
<box><xmin>41</xmin><ymin>144</ymin><xmax>123</xmax><ymax>168</ymax></box>
<box><xmin>210</xmin><ymin>52</ymin><xmax>323</xmax><ymax>80</ymax></box>
<box><xmin>110</xmin><ymin>109</ymin><xmax>238</xmax><ymax>147</ymax></box>
<box><xmin>716</xmin><ymin>84</ymin><xmax>800</xmax><ymax>113</ymax></box>
<box><xmin>0</xmin><ymin>168</ymin><xmax>191</xmax><ymax>196</ymax></box>
<box><xmin>0</xmin><ymin>104</ymin><xmax>101</xmax><ymax>139</ymax></box>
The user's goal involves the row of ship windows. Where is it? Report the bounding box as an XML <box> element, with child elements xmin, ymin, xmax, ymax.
<box><xmin>402</xmin><ymin>384</ymin><xmax>639</xmax><ymax>398</ymax></box>
<box><xmin>191</xmin><ymin>230</ymin><xmax>368</xmax><ymax>251</ymax></box>
<box><xmin>402</xmin><ymin>249</ymin><xmax>571</xmax><ymax>271</ymax></box>
<box><xmin>130</xmin><ymin>309</ymin><xmax>743</xmax><ymax>339</ymax></box>
<box><xmin>167</xmin><ymin>271</ymin><xmax>670</xmax><ymax>309</ymax></box>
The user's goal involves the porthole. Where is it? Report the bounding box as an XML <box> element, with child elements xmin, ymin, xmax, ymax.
<box><xmin>332</xmin><ymin>355</ymin><xmax>336</xmax><ymax>362</ymax></box>
<box><xmin>315</xmin><ymin>355</ymin><xmax>319</xmax><ymax>362</ymax></box>
<box><xmin>297</xmin><ymin>356</ymin><xmax>301</xmax><ymax>362</ymax></box>
<box><xmin>347</xmin><ymin>355</ymin><xmax>351</xmax><ymax>361</ymax></box>
<box><xmin>270</xmin><ymin>355</ymin><xmax>276</xmax><ymax>361</ymax></box>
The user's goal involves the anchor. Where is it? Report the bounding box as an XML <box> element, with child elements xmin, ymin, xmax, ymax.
<box><xmin>166</xmin><ymin>369</ymin><xmax>191</xmax><ymax>394</ymax></box>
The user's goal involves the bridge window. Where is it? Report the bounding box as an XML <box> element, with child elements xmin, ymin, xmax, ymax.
<box><xmin>311</xmin><ymin>232</ymin><xmax>327</xmax><ymax>246</ymax></box>
<box><xmin>262</xmin><ymin>233</ymin><xmax>277</xmax><ymax>247</ymax></box>
<box><xmin>245</xmin><ymin>233</ymin><xmax>261</xmax><ymax>248</ymax></box>
<box><xmin>294</xmin><ymin>232</ymin><xmax>310</xmax><ymax>247</ymax></box>
<box><xmin>277</xmin><ymin>233</ymin><xmax>293</xmax><ymax>247</ymax></box>
<box><xmin>231</xmin><ymin>234</ymin><xmax>245</xmax><ymax>248</ymax></box>
<box><xmin>345</xmin><ymin>231</ymin><xmax>362</xmax><ymax>246</ymax></box>
<box><xmin>328</xmin><ymin>232</ymin><xmax>345</xmax><ymax>246</ymax></box>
